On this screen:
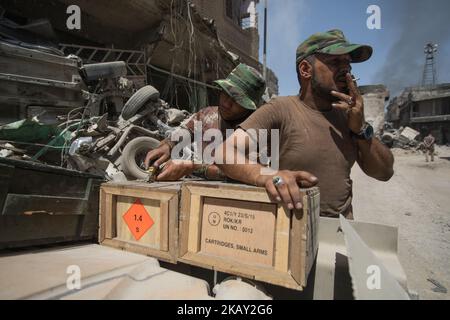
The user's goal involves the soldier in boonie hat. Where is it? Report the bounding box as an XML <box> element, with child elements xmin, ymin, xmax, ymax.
<box><xmin>144</xmin><ymin>63</ymin><xmax>266</xmax><ymax>182</ymax></box>
<box><xmin>214</xmin><ymin>63</ymin><xmax>266</xmax><ymax>114</ymax></box>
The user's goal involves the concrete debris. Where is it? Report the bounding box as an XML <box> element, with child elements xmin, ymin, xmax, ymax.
<box><xmin>0</xmin><ymin>143</ymin><xmax>30</xmax><ymax>160</ymax></box>
<box><xmin>427</xmin><ymin>278</ymin><xmax>448</xmax><ymax>294</ymax></box>
<box><xmin>0</xmin><ymin>149</ymin><xmax>13</xmax><ymax>158</ymax></box>
<box><xmin>399</xmin><ymin>127</ymin><xmax>420</xmax><ymax>144</ymax></box>
<box><xmin>381</xmin><ymin>126</ymin><xmax>421</xmax><ymax>149</ymax></box>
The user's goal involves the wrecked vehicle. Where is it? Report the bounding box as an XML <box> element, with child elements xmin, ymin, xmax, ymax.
<box><xmin>63</xmin><ymin>87</ymin><xmax>187</xmax><ymax>181</ymax></box>
<box><xmin>0</xmin><ymin>38</ymin><xmax>190</xmax><ymax>180</ymax></box>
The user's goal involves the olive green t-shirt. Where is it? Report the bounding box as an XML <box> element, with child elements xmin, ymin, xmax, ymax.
<box><xmin>239</xmin><ymin>95</ymin><xmax>358</xmax><ymax>218</ymax></box>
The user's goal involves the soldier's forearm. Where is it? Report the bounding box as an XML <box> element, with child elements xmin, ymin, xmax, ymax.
<box><xmin>192</xmin><ymin>164</ymin><xmax>227</xmax><ymax>181</ymax></box>
<box><xmin>357</xmin><ymin>138</ymin><xmax>394</xmax><ymax>181</ymax></box>
<box><xmin>214</xmin><ymin>129</ymin><xmax>264</xmax><ymax>185</ymax></box>
<box><xmin>218</xmin><ymin>163</ymin><xmax>263</xmax><ymax>186</ymax></box>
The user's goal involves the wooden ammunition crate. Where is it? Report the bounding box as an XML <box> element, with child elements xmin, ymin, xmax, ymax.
<box><xmin>178</xmin><ymin>182</ymin><xmax>320</xmax><ymax>291</ymax></box>
<box><xmin>99</xmin><ymin>182</ymin><xmax>181</xmax><ymax>263</ymax></box>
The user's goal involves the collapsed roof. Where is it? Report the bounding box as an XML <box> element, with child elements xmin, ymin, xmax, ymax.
<box><xmin>0</xmin><ymin>0</ymin><xmax>238</xmax><ymax>82</ymax></box>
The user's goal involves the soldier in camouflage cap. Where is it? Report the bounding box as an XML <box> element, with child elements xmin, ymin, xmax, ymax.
<box><xmin>212</xmin><ymin>29</ymin><xmax>394</xmax><ymax>220</ymax></box>
<box><xmin>296</xmin><ymin>29</ymin><xmax>373</xmax><ymax>66</ymax></box>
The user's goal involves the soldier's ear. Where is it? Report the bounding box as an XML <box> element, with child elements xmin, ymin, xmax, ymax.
<box><xmin>299</xmin><ymin>60</ymin><xmax>313</xmax><ymax>80</ymax></box>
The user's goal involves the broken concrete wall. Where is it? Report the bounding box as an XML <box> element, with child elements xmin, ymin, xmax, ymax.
<box><xmin>193</xmin><ymin>0</ymin><xmax>260</xmax><ymax>61</ymax></box>
<box><xmin>191</xmin><ymin>0</ymin><xmax>278</xmax><ymax>95</ymax></box>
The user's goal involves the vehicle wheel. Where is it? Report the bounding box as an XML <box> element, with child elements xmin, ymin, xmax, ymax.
<box><xmin>121</xmin><ymin>136</ymin><xmax>160</xmax><ymax>180</ymax></box>
<box><xmin>121</xmin><ymin>85</ymin><xmax>160</xmax><ymax>120</ymax></box>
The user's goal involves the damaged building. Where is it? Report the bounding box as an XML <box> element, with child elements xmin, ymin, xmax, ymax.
<box><xmin>358</xmin><ymin>85</ymin><xmax>390</xmax><ymax>135</ymax></box>
<box><xmin>192</xmin><ymin>0</ymin><xmax>278</xmax><ymax>96</ymax></box>
<box><xmin>386</xmin><ymin>84</ymin><xmax>450</xmax><ymax>145</ymax></box>
<box><xmin>0</xmin><ymin>0</ymin><xmax>278</xmax><ymax>117</ymax></box>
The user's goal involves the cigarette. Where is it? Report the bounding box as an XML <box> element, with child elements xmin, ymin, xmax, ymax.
<box><xmin>352</xmin><ymin>76</ymin><xmax>360</xmax><ymax>82</ymax></box>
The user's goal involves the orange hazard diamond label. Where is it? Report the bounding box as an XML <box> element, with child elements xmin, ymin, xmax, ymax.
<box><xmin>123</xmin><ymin>199</ymin><xmax>154</xmax><ymax>241</ymax></box>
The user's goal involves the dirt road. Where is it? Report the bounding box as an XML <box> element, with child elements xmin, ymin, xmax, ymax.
<box><xmin>352</xmin><ymin>146</ymin><xmax>450</xmax><ymax>300</ymax></box>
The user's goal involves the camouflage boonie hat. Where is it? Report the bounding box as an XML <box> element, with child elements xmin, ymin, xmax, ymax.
<box><xmin>296</xmin><ymin>29</ymin><xmax>373</xmax><ymax>65</ymax></box>
<box><xmin>214</xmin><ymin>63</ymin><xmax>266</xmax><ymax>111</ymax></box>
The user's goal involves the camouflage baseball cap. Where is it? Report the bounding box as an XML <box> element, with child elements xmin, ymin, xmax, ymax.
<box><xmin>296</xmin><ymin>29</ymin><xmax>373</xmax><ymax>65</ymax></box>
<box><xmin>214</xmin><ymin>63</ymin><xmax>266</xmax><ymax>111</ymax></box>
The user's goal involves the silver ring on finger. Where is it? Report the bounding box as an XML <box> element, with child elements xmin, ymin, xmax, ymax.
<box><xmin>347</xmin><ymin>97</ymin><xmax>354</xmax><ymax>106</ymax></box>
<box><xmin>272</xmin><ymin>176</ymin><xmax>285</xmax><ymax>187</ymax></box>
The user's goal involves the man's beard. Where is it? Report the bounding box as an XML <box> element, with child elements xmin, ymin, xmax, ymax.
<box><xmin>311</xmin><ymin>73</ymin><xmax>349</xmax><ymax>102</ymax></box>
<box><xmin>219</xmin><ymin>107</ymin><xmax>251</xmax><ymax>122</ymax></box>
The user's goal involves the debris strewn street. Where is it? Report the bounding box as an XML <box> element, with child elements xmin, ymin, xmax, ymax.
<box><xmin>353</xmin><ymin>146</ymin><xmax>450</xmax><ymax>299</ymax></box>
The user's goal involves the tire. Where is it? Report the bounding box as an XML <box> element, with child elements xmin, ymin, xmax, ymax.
<box><xmin>121</xmin><ymin>85</ymin><xmax>160</xmax><ymax>120</ymax></box>
<box><xmin>121</xmin><ymin>136</ymin><xmax>160</xmax><ymax>180</ymax></box>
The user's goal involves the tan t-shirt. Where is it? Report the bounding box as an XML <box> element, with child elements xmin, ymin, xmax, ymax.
<box><xmin>240</xmin><ymin>95</ymin><xmax>358</xmax><ymax>218</ymax></box>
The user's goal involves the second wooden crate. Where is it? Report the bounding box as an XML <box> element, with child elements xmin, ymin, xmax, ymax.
<box><xmin>178</xmin><ymin>182</ymin><xmax>320</xmax><ymax>291</ymax></box>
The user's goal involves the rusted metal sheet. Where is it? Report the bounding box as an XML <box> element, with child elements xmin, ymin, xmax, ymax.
<box><xmin>0</xmin><ymin>158</ymin><xmax>104</xmax><ymax>249</ymax></box>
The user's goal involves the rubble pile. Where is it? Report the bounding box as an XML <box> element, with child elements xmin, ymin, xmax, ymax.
<box><xmin>0</xmin><ymin>32</ymin><xmax>194</xmax><ymax>181</ymax></box>
<box><xmin>381</xmin><ymin>126</ymin><xmax>421</xmax><ymax>149</ymax></box>
<box><xmin>0</xmin><ymin>85</ymin><xmax>190</xmax><ymax>181</ymax></box>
